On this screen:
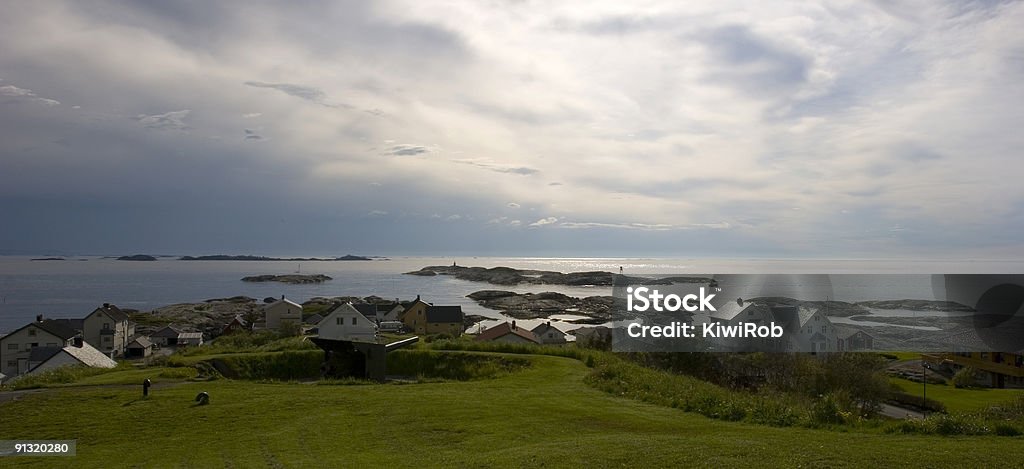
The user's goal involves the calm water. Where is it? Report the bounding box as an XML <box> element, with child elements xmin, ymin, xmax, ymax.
<box><xmin>2</xmin><ymin>256</ymin><xmax>1022</xmax><ymax>334</ymax></box>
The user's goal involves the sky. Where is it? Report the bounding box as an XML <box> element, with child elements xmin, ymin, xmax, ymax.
<box><xmin>1</xmin><ymin>0</ymin><xmax>1024</xmax><ymax>258</ymax></box>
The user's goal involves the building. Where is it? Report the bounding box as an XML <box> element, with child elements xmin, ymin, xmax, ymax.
<box><xmin>317</xmin><ymin>303</ymin><xmax>377</xmax><ymax>343</ymax></box>
<box><xmin>924</xmin><ymin>329</ymin><xmax>1024</xmax><ymax>388</ymax></box>
<box><xmin>1</xmin><ymin>318</ymin><xmax>80</xmax><ymax>379</ymax></box>
<box><xmin>82</xmin><ymin>303</ymin><xmax>135</xmax><ymax>356</ymax></box>
<box><xmin>352</xmin><ymin>304</ymin><xmax>379</xmax><ymax>324</ymax></box>
<box><xmin>476</xmin><ymin>321</ymin><xmax>540</xmax><ymax>344</ymax></box>
<box><xmin>380</xmin><ymin>303</ymin><xmax>405</xmax><ymax>322</ymax></box>
<box><xmin>125</xmin><ymin>336</ymin><xmax>154</xmax><ymax>358</ymax></box>
<box><xmin>151</xmin><ymin>326</ymin><xmax>183</xmax><ymax>346</ymax></box>
<box><xmin>531</xmin><ymin>322</ymin><xmax>567</xmax><ymax>345</ymax></box>
<box><xmin>263</xmin><ymin>296</ymin><xmax>303</xmax><ymax>330</ymax></box>
<box><xmin>304</xmin><ymin>313</ymin><xmax>324</xmax><ymax>325</ymax></box>
<box><xmin>770</xmin><ymin>305</ymin><xmax>837</xmax><ymax>354</ymax></box>
<box><xmin>836</xmin><ymin>327</ymin><xmax>875</xmax><ymax>351</ymax></box>
<box><xmin>398</xmin><ymin>296</ymin><xmax>464</xmax><ymax>336</ymax></box>
<box><xmin>178</xmin><ymin>332</ymin><xmax>204</xmax><ymax>347</ymax></box>
<box><xmin>222</xmin><ymin>315</ymin><xmax>249</xmax><ymax>335</ymax></box>
<box><xmin>709</xmin><ymin>299</ymin><xmax>778</xmax><ymax>351</ymax></box>
<box><xmin>25</xmin><ymin>339</ymin><xmax>117</xmax><ymax>377</ymax></box>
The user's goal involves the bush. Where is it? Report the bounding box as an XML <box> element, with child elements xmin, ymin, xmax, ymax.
<box><xmin>951</xmin><ymin>367</ymin><xmax>978</xmax><ymax>388</ymax></box>
<box><xmin>3</xmin><ymin>363</ymin><xmax>131</xmax><ymax>390</ymax></box>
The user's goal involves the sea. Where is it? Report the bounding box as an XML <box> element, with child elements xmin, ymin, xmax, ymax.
<box><xmin>2</xmin><ymin>256</ymin><xmax>1023</xmax><ymax>335</ymax></box>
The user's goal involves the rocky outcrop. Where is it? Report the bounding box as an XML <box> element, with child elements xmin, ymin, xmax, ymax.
<box><xmin>855</xmin><ymin>300</ymin><xmax>973</xmax><ymax>312</ymax></box>
<box><xmin>241</xmin><ymin>274</ymin><xmax>332</xmax><ymax>284</ymax></box>
<box><xmin>467</xmin><ymin>290</ymin><xmax>619</xmax><ymax>321</ymax></box>
<box><xmin>406</xmin><ymin>265</ymin><xmax>676</xmax><ymax>287</ymax></box>
<box><xmin>118</xmin><ymin>254</ymin><xmax>157</xmax><ymax>261</ymax></box>
<box><xmin>181</xmin><ymin>254</ymin><xmax>375</xmax><ymax>261</ymax></box>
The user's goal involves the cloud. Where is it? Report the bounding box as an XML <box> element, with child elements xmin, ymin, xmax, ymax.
<box><xmin>243</xmin><ymin>128</ymin><xmax>264</xmax><ymax>141</ymax></box>
<box><xmin>452</xmin><ymin>159</ymin><xmax>539</xmax><ymax>175</ymax></box>
<box><xmin>367</xmin><ymin>210</ymin><xmax>388</xmax><ymax>216</ymax></box>
<box><xmin>389</xmin><ymin>144</ymin><xmax>429</xmax><ymax>156</ymax></box>
<box><xmin>244</xmin><ymin>81</ymin><xmax>348</xmax><ymax>108</ymax></box>
<box><xmin>0</xmin><ymin>84</ymin><xmax>60</xmax><ymax>106</ymax></box>
<box><xmin>242</xmin><ymin>112</ymin><xmax>262</xmax><ymax>118</ymax></box>
<box><xmin>135</xmin><ymin>110</ymin><xmax>191</xmax><ymax>131</ymax></box>
<box><xmin>447</xmin><ymin>214</ymin><xmax>462</xmax><ymax>220</ymax></box>
<box><xmin>506</xmin><ymin>202</ymin><xmax>520</xmax><ymax>208</ymax></box>
<box><xmin>529</xmin><ymin>217</ymin><xmax>559</xmax><ymax>227</ymax></box>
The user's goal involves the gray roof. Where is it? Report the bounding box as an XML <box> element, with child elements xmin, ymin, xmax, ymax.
<box><xmin>128</xmin><ymin>336</ymin><xmax>153</xmax><ymax>348</ymax></box>
<box><xmin>178</xmin><ymin>332</ymin><xmax>203</xmax><ymax>340</ymax></box>
<box><xmin>50</xmin><ymin>318</ymin><xmax>84</xmax><ymax>332</ymax></box>
<box><xmin>425</xmin><ymin>306</ymin><xmax>463</xmax><ymax>324</ymax></box>
<box><xmin>89</xmin><ymin>304</ymin><xmax>129</xmax><ymax>322</ymax></box>
<box><xmin>151</xmin><ymin>326</ymin><xmax>182</xmax><ymax>338</ymax></box>
<box><xmin>352</xmin><ymin>304</ymin><xmax>378</xmax><ymax>319</ymax></box>
<box><xmin>61</xmin><ymin>343</ymin><xmax>117</xmax><ymax>368</ymax></box>
<box><xmin>531</xmin><ymin>323</ymin><xmax>565</xmax><ymax>336</ymax></box>
<box><xmin>33</xmin><ymin>320</ymin><xmax>79</xmax><ymax>340</ymax></box>
<box><xmin>29</xmin><ymin>346</ymin><xmax>63</xmax><ymax>363</ymax></box>
<box><xmin>304</xmin><ymin>313</ymin><xmax>324</xmax><ymax>324</ymax></box>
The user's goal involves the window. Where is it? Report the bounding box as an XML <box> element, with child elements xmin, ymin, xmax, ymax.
<box><xmin>103</xmin><ymin>322</ymin><xmax>110</xmax><ymax>330</ymax></box>
<box><xmin>28</xmin><ymin>329</ymin><xmax>36</xmax><ymax>336</ymax></box>
<box><xmin>337</xmin><ymin>318</ymin><xmax>343</xmax><ymax>325</ymax></box>
<box><xmin>351</xmin><ymin>317</ymin><xmax>357</xmax><ymax>325</ymax></box>
<box><xmin>821</xmin><ymin>326</ymin><xmax>827</xmax><ymax>334</ymax></box>
<box><xmin>6</xmin><ymin>360</ymin><xmax>16</xmax><ymax>367</ymax></box>
<box><xmin>7</xmin><ymin>343</ymin><xmax>18</xmax><ymax>350</ymax></box>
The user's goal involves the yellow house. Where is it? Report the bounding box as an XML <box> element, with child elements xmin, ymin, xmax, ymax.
<box><xmin>399</xmin><ymin>296</ymin><xmax>464</xmax><ymax>337</ymax></box>
<box><xmin>925</xmin><ymin>351</ymin><xmax>1024</xmax><ymax>388</ymax></box>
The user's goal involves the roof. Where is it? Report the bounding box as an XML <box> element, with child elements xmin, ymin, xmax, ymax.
<box><xmin>305</xmin><ymin>313</ymin><xmax>324</xmax><ymax>324</ymax></box>
<box><xmin>128</xmin><ymin>336</ymin><xmax>153</xmax><ymax>348</ymax></box>
<box><xmin>88</xmin><ymin>304</ymin><xmax>129</xmax><ymax>322</ymax></box>
<box><xmin>263</xmin><ymin>298</ymin><xmax>302</xmax><ymax>310</ymax></box>
<box><xmin>50</xmin><ymin>318</ymin><xmax>84</xmax><ymax>332</ymax></box>
<box><xmin>230</xmin><ymin>315</ymin><xmax>248</xmax><ymax>326</ymax></box>
<box><xmin>352</xmin><ymin>304</ymin><xmax>378</xmax><ymax>319</ymax></box>
<box><xmin>61</xmin><ymin>343</ymin><xmax>118</xmax><ymax>369</ymax></box>
<box><xmin>151</xmin><ymin>326</ymin><xmax>182</xmax><ymax>338</ymax></box>
<box><xmin>475</xmin><ymin>322</ymin><xmax>539</xmax><ymax>344</ymax></box>
<box><xmin>710</xmin><ymin>300</ymin><xmax>762</xmax><ymax>321</ymax></box>
<box><xmin>531</xmin><ymin>322</ymin><xmax>565</xmax><ymax>337</ymax></box>
<box><xmin>425</xmin><ymin>306</ymin><xmax>463</xmax><ymax>324</ymax></box>
<box><xmin>835</xmin><ymin>326</ymin><xmax>873</xmax><ymax>340</ymax></box>
<box><xmin>32</xmin><ymin>320</ymin><xmax>79</xmax><ymax>341</ymax></box>
<box><xmin>178</xmin><ymin>332</ymin><xmax>203</xmax><ymax>339</ymax></box>
<box><xmin>29</xmin><ymin>346</ymin><xmax>63</xmax><ymax>363</ymax></box>
<box><xmin>322</xmin><ymin>303</ymin><xmax>373</xmax><ymax>322</ymax></box>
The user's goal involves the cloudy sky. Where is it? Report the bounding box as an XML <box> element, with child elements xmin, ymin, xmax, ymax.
<box><xmin>2</xmin><ymin>0</ymin><xmax>1023</xmax><ymax>257</ymax></box>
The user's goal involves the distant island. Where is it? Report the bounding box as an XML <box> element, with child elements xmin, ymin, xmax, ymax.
<box><xmin>406</xmin><ymin>265</ymin><xmax>706</xmax><ymax>286</ymax></box>
<box><xmin>118</xmin><ymin>254</ymin><xmax>157</xmax><ymax>261</ymax></box>
<box><xmin>181</xmin><ymin>254</ymin><xmax>374</xmax><ymax>261</ymax></box>
<box><xmin>241</xmin><ymin>274</ymin><xmax>332</xmax><ymax>284</ymax></box>
<box><xmin>30</xmin><ymin>257</ymin><xmax>65</xmax><ymax>261</ymax></box>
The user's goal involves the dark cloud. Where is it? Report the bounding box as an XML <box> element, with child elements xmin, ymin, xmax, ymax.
<box><xmin>244</xmin><ymin>81</ymin><xmax>349</xmax><ymax>108</ymax></box>
<box><xmin>389</xmin><ymin>144</ymin><xmax>428</xmax><ymax>156</ymax></box>
<box><xmin>135</xmin><ymin>110</ymin><xmax>190</xmax><ymax>131</ymax></box>
<box><xmin>244</xmin><ymin>128</ymin><xmax>264</xmax><ymax>141</ymax></box>
<box><xmin>696</xmin><ymin>24</ymin><xmax>811</xmax><ymax>93</ymax></box>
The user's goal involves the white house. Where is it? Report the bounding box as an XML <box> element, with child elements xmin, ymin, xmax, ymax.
<box><xmin>25</xmin><ymin>339</ymin><xmax>117</xmax><ymax>377</ymax></box>
<box><xmin>531</xmin><ymin>322</ymin><xmax>567</xmax><ymax>345</ymax></box>
<box><xmin>1</xmin><ymin>318</ymin><xmax>79</xmax><ymax>379</ymax></box>
<box><xmin>709</xmin><ymin>299</ymin><xmax>777</xmax><ymax>351</ymax></box>
<box><xmin>263</xmin><ymin>296</ymin><xmax>303</xmax><ymax>330</ymax></box>
<box><xmin>771</xmin><ymin>306</ymin><xmax>837</xmax><ymax>354</ymax></box>
<box><xmin>316</xmin><ymin>303</ymin><xmax>377</xmax><ymax>342</ymax></box>
<box><xmin>82</xmin><ymin>303</ymin><xmax>134</xmax><ymax>356</ymax></box>
<box><xmin>178</xmin><ymin>332</ymin><xmax>204</xmax><ymax>347</ymax></box>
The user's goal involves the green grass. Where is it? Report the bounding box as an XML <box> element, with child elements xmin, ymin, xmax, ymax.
<box><xmin>891</xmin><ymin>377</ymin><xmax>1024</xmax><ymax>413</ymax></box>
<box><xmin>2</xmin><ymin>354</ymin><xmax>1023</xmax><ymax>467</ymax></box>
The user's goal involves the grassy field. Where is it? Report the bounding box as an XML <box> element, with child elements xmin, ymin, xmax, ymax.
<box><xmin>2</xmin><ymin>353</ymin><xmax>1023</xmax><ymax>468</ymax></box>
<box><xmin>891</xmin><ymin>377</ymin><xmax>1024</xmax><ymax>413</ymax></box>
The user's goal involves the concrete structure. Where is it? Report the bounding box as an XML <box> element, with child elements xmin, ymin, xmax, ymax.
<box><xmin>1</xmin><ymin>319</ymin><xmax>79</xmax><ymax>379</ymax></box>
<box><xmin>531</xmin><ymin>322</ymin><xmax>567</xmax><ymax>345</ymax></box>
<box><xmin>126</xmin><ymin>336</ymin><xmax>154</xmax><ymax>358</ymax></box>
<box><xmin>25</xmin><ymin>339</ymin><xmax>117</xmax><ymax>376</ymax></box>
<box><xmin>317</xmin><ymin>303</ymin><xmax>377</xmax><ymax>343</ymax></box>
<box><xmin>263</xmin><ymin>296</ymin><xmax>303</xmax><ymax>330</ymax></box>
<box><xmin>83</xmin><ymin>303</ymin><xmax>134</xmax><ymax>356</ymax></box>
<box><xmin>476</xmin><ymin>321</ymin><xmax>540</xmax><ymax>344</ymax></box>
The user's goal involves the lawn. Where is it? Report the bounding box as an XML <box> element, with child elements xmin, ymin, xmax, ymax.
<box><xmin>1</xmin><ymin>354</ymin><xmax>1022</xmax><ymax>468</ymax></box>
<box><xmin>891</xmin><ymin>377</ymin><xmax>1024</xmax><ymax>413</ymax></box>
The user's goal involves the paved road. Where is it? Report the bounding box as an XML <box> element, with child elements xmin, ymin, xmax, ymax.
<box><xmin>879</xmin><ymin>402</ymin><xmax>926</xmax><ymax>420</ymax></box>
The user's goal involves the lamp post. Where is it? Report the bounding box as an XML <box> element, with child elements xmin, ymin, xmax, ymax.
<box><xmin>922</xmin><ymin>361</ymin><xmax>930</xmax><ymax>417</ymax></box>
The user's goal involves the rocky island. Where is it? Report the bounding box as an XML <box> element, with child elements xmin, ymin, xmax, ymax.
<box><xmin>241</xmin><ymin>274</ymin><xmax>332</xmax><ymax>284</ymax></box>
<box><xmin>467</xmin><ymin>290</ymin><xmax>618</xmax><ymax>323</ymax></box>
<box><xmin>182</xmin><ymin>254</ymin><xmax>374</xmax><ymax>261</ymax></box>
<box><xmin>118</xmin><ymin>254</ymin><xmax>157</xmax><ymax>261</ymax></box>
<box><xmin>406</xmin><ymin>265</ymin><xmax>709</xmax><ymax>287</ymax></box>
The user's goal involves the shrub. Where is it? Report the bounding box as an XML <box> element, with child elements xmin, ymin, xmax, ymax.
<box><xmin>951</xmin><ymin>367</ymin><xmax>977</xmax><ymax>388</ymax></box>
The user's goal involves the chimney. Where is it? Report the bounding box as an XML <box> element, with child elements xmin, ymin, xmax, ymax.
<box><xmin>737</xmin><ymin>298</ymin><xmax>744</xmax><ymax>307</ymax></box>
<box><xmin>416</xmin><ymin>294</ymin><xmax>420</xmax><ymax>301</ymax></box>
<box><xmin>512</xmin><ymin>320</ymin><xmax>517</xmax><ymax>330</ymax></box>
<box><xmin>281</xmin><ymin>294</ymin><xmax>285</xmax><ymax>300</ymax></box>
<box><xmin>103</xmin><ymin>303</ymin><xmax>110</xmax><ymax>308</ymax></box>
<box><xmin>36</xmin><ymin>314</ymin><xmax>43</xmax><ymax>322</ymax></box>
<box><xmin>73</xmin><ymin>337</ymin><xmax>83</xmax><ymax>347</ymax></box>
